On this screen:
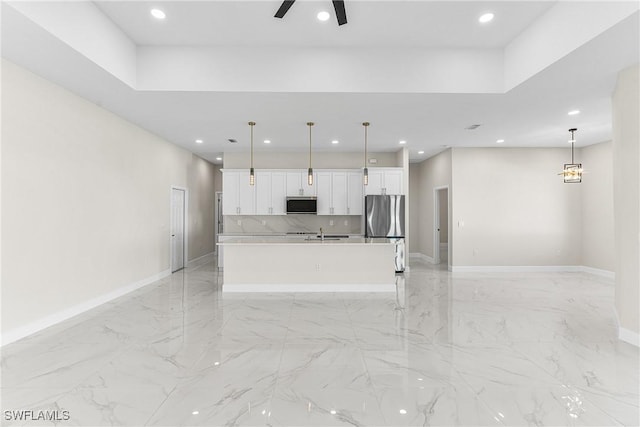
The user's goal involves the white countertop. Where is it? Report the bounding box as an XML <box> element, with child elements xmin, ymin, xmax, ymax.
<box><xmin>218</xmin><ymin>233</ymin><xmax>364</xmax><ymax>237</ymax></box>
<box><xmin>218</xmin><ymin>237</ymin><xmax>393</xmax><ymax>245</ymax></box>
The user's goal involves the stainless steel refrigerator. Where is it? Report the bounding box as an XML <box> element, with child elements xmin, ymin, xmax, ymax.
<box><xmin>365</xmin><ymin>195</ymin><xmax>405</xmax><ymax>272</ymax></box>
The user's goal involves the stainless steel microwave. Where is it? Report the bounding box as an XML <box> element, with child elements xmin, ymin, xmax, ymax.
<box><xmin>286</xmin><ymin>197</ymin><xmax>317</xmax><ymax>214</ymax></box>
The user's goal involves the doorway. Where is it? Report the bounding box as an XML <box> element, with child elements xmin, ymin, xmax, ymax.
<box><xmin>171</xmin><ymin>187</ymin><xmax>187</xmax><ymax>272</ymax></box>
<box><xmin>434</xmin><ymin>187</ymin><xmax>449</xmax><ymax>265</ymax></box>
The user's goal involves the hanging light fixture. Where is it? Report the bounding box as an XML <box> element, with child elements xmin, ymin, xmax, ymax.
<box><xmin>307</xmin><ymin>122</ymin><xmax>314</xmax><ymax>185</ymax></box>
<box><xmin>559</xmin><ymin>128</ymin><xmax>583</xmax><ymax>183</ymax></box>
<box><xmin>362</xmin><ymin>122</ymin><xmax>370</xmax><ymax>185</ymax></box>
<box><xmin>248</xmin><ymin>121</ymin><xmax>256</xmax><ymax>185</ymax></box>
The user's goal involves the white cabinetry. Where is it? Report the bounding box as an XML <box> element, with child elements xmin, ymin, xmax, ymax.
<box><xmin>222</xmin><ymin>168</ymin><xmax>373</xmax><ymax>216</ymax></box>
<box><xmin>365</xmin><ymin>168</ymin><xmax>403</xmax><ymax>195</ymax></box>
<box><xmin>317</xmin><ymin>170</ymin><xmax>362</xmax><ymax>215</ymax></box>
<box><xmin>222</xmin><ymin>170</ymin><xmax>255</xmax><ymax>215</ymax></box>
<box><xmin>347</xmin><ymin>171</ymin><xmax>364</xmax><ymax>215</ymax></box>
<box><xmin>256</xmin><ymin>171</ymin><xmax>286</xmax><ymax>215</ymax></box>
<box><xmin>286</xmin><ymin>170</ymin><xmax>316</xmax><ymax>197</ymax></box>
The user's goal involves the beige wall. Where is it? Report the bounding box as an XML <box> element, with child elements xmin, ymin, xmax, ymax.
<box><xmin>223</xmin><ymin>151</ymin><xmax>400</xmax><ymax>169</ymax></box>
<box><xmin>1</xmin><ymin>60</ymin><xmax>217</xmax><ymax>337</ymax></box>
<box><xmin>612</xmin><ymin>64</ymin><xmax>639</xmax><ymax>338</ymax></box>
<box><xmin>451</xmin><ymin>147</ymin><xmax>582</xmax><ymax>267</ymax></box>
<box><xmin>408</xmin><ymin>165</ymin><xmax>421</xmax><ymax>253</ymax></box>
<box><xmin>409</xmin><ymin>149</ymin><xmax>452</xmax><ymax>259</ymax></box>
<box><xmin>581</xmin><ymin>141</ymin><xmax>615</xmax><ymax>272</ymax></box>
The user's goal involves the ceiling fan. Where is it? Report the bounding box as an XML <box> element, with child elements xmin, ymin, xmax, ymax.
<box><xmin>274</xmin><ymin>0</ymin><xmax>347</xmax><ymax>26</ymax></box>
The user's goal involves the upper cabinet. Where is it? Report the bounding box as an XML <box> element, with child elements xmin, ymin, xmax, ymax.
<box><xmin>286</xmin><ymin>170</ymin><xmax>316</xmax><ymax>197</ymax></box>
<box><xmin>222</xmin><ymin>170</ymin><xmax>256</xmax><ymax>215</ymax></box>
<box><xmin>347</xmin><ymin>171</ymin><xmax>364</xmax><ymax>215</ymax></box>
<box><xmin>222</xmin><ymin>168</ymin><xmax>389</xmax><ymax>216</ymax></box>
<box><xmin>364</xmin><ymin>168</ymin><xmax>404</xmax><ymax>195</ymax></box>
<box><xmin>256</xmin><ymin>171</ymin><xmax>287</xmax><ymax>215</ymax></box>
<box><xmin>316</xmin><ymin>170</ymin><xmax>362</xmax><ymax>215</ymax></box>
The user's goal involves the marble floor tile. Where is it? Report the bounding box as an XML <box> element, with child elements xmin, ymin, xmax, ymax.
<box><xmin>1</xmin><ymin>258</ymin><xmax>638</xmax><ymax>426</ymax></box>
<box><xmin>472</xmin><ymin>385</ymin><xmax>625</xmax><ymax>426</ymax></box>
<box><xmin>269</xmin><ymin>387</ymin><xmax>384</xmax><ymax>427</ymax></box>
<box><xmin>375</xmin><ymin>385</ymin><xmax>502</xmax><ymax>426</ymax></box>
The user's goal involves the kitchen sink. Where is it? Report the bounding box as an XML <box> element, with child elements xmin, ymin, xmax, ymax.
<box><xmin>305</xmin><ymin>236</ymin><xmax>342</xmax><ymax>241</ymax></box>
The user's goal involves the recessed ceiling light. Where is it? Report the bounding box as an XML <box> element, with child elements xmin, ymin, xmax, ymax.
<box><xmin>191</xmin><ymin>411</ymin><xmax>199</xmax><ymax>415</ymax></box>
<box><xmin>150</xmin><ymin>8</ymin><xmax>166</xmax><ymax>20</ymax></box>
<box><xmin>568</xmin><ymin>110</ymin><xmax>581</xmax><ymax>116</ymax></box>
<box><xmin>418</xmin><ymin>150</ymin><xmax>425</xmax><ymax>154</ymax></box>
<box><xmin>399</xmin><ymin>409</ymin><xmax>408</xmax><ymax>415</ymax></box>
<box><xmin>332</xmin><ymin>140</ymin><xmax>339</xmax><ymax>144</ymax></box>
<box><xmin>317</xmin><ymin>11</ymin><xmax>330</xmax><ymax>21</ymax></box>
<box><xmin>478</xmin><ymin>13</ymin><xmax>494</xmax><ymax>23</ymax></box>
<box><xmin>496</xmin><ymin>139</ymin><xmax>504</xmax><ymax>143</ymax></box>
<box><xmin>330</xmin><ymin>410</ymin><xmax>337</xmax><ymax>415</ymax></box>
<box><xmin>264</xmin><ymin>140</ymin><xmax>271</xmax><ymax>144</ymax></box>
<box><xmin>195</xmin><ymin>139</ymin><xmax>203</xmax><ymax>144</ymax></box>
<box><xmin>399</xmin><ymin>140</ymin><xmax>406</xmax><ymax>145</ymax></box>
<box><xmin>215</xmin><ymin>157</ymin><xmax>222</xmax><ymax>161</ymax></box>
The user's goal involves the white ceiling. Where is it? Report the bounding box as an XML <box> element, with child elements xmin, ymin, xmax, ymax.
<box><xmin>2</xmin><ymin>1</ymin><xmax>639</xmax><ymax>164</ymax></box>
<box><xmin>95</xmin><ymin>1</ymin><xmax>555</xmax><ymax>48</ymax></box>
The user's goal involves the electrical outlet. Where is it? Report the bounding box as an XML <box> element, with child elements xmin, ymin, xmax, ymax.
<box><xmin>344</xmin><ymin>220</ymin><xmax>348</xmax><ymax>226</ymax></box>
<box><xmin>316</xmin><ymin>264</ymin><xmax>321</xmax><ymax>271</ymax></box>
<box><xmin>329</xmin><ymin>220</ymin><xmax>334</xmax><ymax>226</ymax></box>
<box><xmin>261</xmin><ymin>220</ymin><xmax>266</xmax><ymax>226</ymax></box>
<box><xmin>237</xmin><ymin>219</ymin><xmax>242</xmax><ymax>226</ymax></box>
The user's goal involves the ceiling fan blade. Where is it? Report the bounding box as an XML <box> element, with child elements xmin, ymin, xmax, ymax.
<box><xmin>332</xmin><ymin>0</ymin><xmax>347</xmax><ymax>25</ymax></box>
<box><xmin>274</xmin><ymin>0</ymin><xmax>296</xmax><ymax>18</ymax></box>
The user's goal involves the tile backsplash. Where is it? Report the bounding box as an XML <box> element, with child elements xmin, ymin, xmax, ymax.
<box><xmin>223</xmin><ymin>215</ymin><xmax>363</xmax><ymax>234</ymax></box>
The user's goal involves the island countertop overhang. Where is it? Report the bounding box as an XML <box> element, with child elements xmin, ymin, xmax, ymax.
<box><xmin>217</xmin><ymin>237</ymin><xmax>394</xmax><ymax>245</ymax></box>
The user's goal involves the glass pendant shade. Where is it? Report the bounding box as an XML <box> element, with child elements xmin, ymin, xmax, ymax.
<box><xmin>363</xmin><ymin>122</ymin><xmax>370</xmax><ymax>185</ymax></box>
<box><xmin>248</xmin><ymin>121</ymin><xmax>256</xmax><ymax>186</ymax></box>
<box><xmin>307</xmin><ymin>122</ymin><xmax>314</xmax><ymax>186</ymax></box>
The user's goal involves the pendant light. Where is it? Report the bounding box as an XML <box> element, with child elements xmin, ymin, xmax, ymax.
<box><xmin>559</xmin><ymin>128</ymin><xmax>583</xmax><ymax>183</ymax></box>
<box><xmin>307</xmin><ymin>122</ymin><xmax>314</xmax><ymax>185</ymax></box>
<box><xmin>362</xmin><ymin>122</ymin><xmax>370</xmax><ymax>185</ymax></box>
<box><xmin>248</xmin><ymin>121</ymin><xmax>256</xmax><ymax>185</ymax></box>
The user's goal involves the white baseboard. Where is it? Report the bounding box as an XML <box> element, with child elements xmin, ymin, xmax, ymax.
<box><xmin>614</xmin><ymin>308</ymin><xmax>640</xmax><ymax>347</ymax></box>
<box><xmin>450</xmin><ymin>265</ymin><xmax>582</xmax><ymax>273</ymax></box>
<box><xmin>223</xmin><ymin>283</ymin><xmax>396</xmax><ymax>292</ymax></box>
<box><xmin>187</xmin><ymin>251</ymin><xmax>215</xmax><ymax>268</ymax></box>
<box><xmin>1</xmin><ymin>269</ymin><xmax>171</xmax><ymax>347</ymax></box>
<box><xmin>409</xmin><ymin>252</ymin><xmax>435</xmax><ymax>264</ymax></box>
<box><xmin>448</xmin><ymin>265</ymin><xmax>615</xmax><ymax>278</ymax></box>
<box><xmin>619</xmin><ymin>327</ymin><xmax>640</xmax><ymax>347</ymax></box>
<box><xmin>580</xmin><ymin>266</ymin><xmax>615</xmax><ymax>279</ymax></box>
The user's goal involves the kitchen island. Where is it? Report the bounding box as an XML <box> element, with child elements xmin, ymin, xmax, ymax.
<box><xmin>217</xmin><ymin>237</ymin><xmax>396</xmax><ymax>292</ymax></box>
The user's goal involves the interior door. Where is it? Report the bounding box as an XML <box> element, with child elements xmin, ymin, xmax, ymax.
<box><xmin>171</xmin><ymin>188</ymin><xmax>186</xmax><ymax>272</ymax></box>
